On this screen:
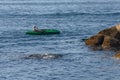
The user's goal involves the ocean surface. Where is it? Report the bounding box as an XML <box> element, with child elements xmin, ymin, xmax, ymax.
<box><xmin>0</xmin><ymin>0</ymin><xmax>120</xmax><ymax>80</ymax></box>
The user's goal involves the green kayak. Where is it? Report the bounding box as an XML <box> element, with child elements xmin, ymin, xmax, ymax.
<box><xmin>26</xmin><ymin>29</ymin><xmax>60</xmax><ymax>35</ymax></box>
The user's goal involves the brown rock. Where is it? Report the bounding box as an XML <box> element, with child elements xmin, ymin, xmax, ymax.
<box><xmin>98</xmin><ymin>26</ymin><xmax>116</xmax><ymax>36</ymax></box>
<box><xmin>98</xmin><ymin>25</ymin><xmax>120</xmax><ymax>39</ymax></box>
<box><xmin>114</xmin><ymin>52</ymin><xmax>120</xmax><ymax>59</ymax></box>
<box><xmin>102</xmin><ymin>36</ymin><xmax>120</xmax><ymax>50</ymax></box>
<box><xmin>101</xmin><ymin>36</ymin><xmax>111</xmax><ymax>50</ymax></box>
<box><xmin>85</xmin><ymin>34</ymin><xmax>104</xmax><ymax>46</ymax></box>
<box><xmin>85</xmin><ymin>24</ymin><xmax>120</xmax><ymax>51</ymax></box>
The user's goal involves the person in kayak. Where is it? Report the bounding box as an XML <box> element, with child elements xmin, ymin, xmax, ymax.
<box><xmin>33</xmin><ymin>26</ymin><xmax>39</xmax><ymax>31</ymax></box>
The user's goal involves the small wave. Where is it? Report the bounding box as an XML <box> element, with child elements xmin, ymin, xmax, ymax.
<box><xmin>0</xmin><ymin>2</ymin><xmax>81</xmax><ymax>5</ymax></box>
<box><xmin>0</xmin><ymin>12</ymin><xmax>120</xmax><ymax>18</ymax></box>
<box><xmin>99</xmin><ymin>12</ymin><xmax>120</xmax><ymax>15</ymax></box>
<box><xmin>0</xmin><ymin>1</ymin><xmax>120</xmax><ymax>6</ymax></box>
<box><xmin>45</xmin><ymin>12</ymin><xmax>120</xmax><ymax>16</ymax></box>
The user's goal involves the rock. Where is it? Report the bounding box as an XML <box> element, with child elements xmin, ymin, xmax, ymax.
<box><xmin>85</xmin><ymin>34</ymin><xmax>104</xmax><ymax>46</ymax></box>
<box><xmin>102</xmin><ymin>36</ymin><xmax>120</xmax><ymax>50</ymax></box>
<box><xmin>85</xmin><ymin>24</ymin><xmax>120</xmax><ymax>51</ymax></box>
<box><xmin>98</xmin><ymin>26</ymin><xmax>119</xmax><ymax>38</ymax></box>
<box><xmin>98</xmin><ymin>24</ymin><xmax>120</xmax><ymax>39</ymax></box>
<box><xmin>101</xmin><ymin>36</ymin><xmax>111</xmax><ymax>50</ymax></box>
<box><xmin>24</xmin><ymin>53</ymin><xmax>63</xmax><ymax>59</ymax></box>
<box><xmin>114</xmin><ymin>52</ymin><xmax>120</xmax><ymax>59</ymax></box>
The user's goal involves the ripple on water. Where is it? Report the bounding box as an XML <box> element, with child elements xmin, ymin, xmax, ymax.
<box><xmin>1</xmin><ymin>0</ymin><xmax>120</xmax><ymax>80</ymax></box>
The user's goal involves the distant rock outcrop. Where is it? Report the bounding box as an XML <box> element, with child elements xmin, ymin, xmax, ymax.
<box><xmin>85</xmin><ymin>24</ymin><xmax>120</xmax><ymax>59</ymax></box>
<box><xmin>23</xmin><ymin>53</ymin><xmax>63</xmax><ymax>59</ymax></box>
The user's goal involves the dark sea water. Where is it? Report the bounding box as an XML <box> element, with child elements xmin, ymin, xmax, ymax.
<box><xmin>1</xmin><ymin>0</ymin><xmax>120</xmax><ymax>80</ymax></box>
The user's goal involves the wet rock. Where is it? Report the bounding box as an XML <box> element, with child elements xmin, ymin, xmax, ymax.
<box><xmin>85</xmin><ymin>24</ymin><xmax>120</xmax><ymax>51</ymax></box>
<box><xmin>24</xmin><ymin>53</ymin><xmax>63</xmax><ymax>59</ymax></box>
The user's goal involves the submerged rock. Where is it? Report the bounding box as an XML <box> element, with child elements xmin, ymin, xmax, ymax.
<box><xmin>85</xmin><ymin>24</ymin><xmax>120</xmax><ymax>51</ymax></box>
<box><xmin>24</xmin><ymin>53</ymin><xmax>63</xmax><ymax>59</ymax></box>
